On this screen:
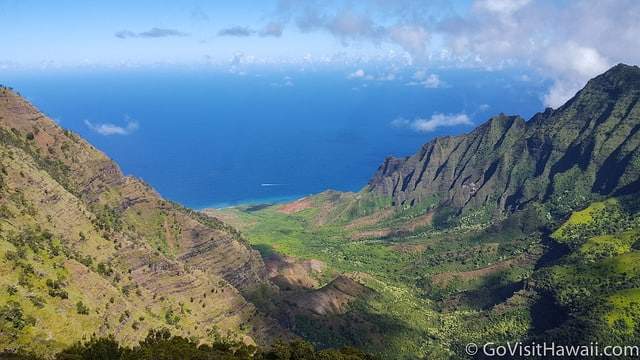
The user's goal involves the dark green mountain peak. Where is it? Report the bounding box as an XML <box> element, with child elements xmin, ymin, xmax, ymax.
<box><xmin>368</xmin><ymin>63</ymin><xmax>640</xmax><ymax>218</ymax></box>
<box><xmin>588</xmin><ymin>63</ymin><xmax>640</xmax><ymax>91</ymax></box>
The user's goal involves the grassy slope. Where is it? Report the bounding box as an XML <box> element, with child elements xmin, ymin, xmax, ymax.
<box><xmin>216</xmin><ymin>191</ymin><xmax>640</xmax><ymax>358</ymax></box>
<box><xmin>0</xmin><ymin>88</ymin><xmax>282</xmax><ymax>357</ymax></box>
<box><xmin>214</xmin><ymin>194</ymin><xmax>545</xmax><ymax>359</ymax></box>
<box><xmin>0</xmin><ymin>143</ymin><xmax>257</xmax><ymax>356</ymax></box>
<box><xmin>535</xmin><ymin>198</ymin><xmax>640</xmax><ymax>344</ymax></box>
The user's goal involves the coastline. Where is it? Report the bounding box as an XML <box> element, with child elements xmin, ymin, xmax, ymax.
<box><xmin>197</xmin><ymin>193</ymin><xmax>308</xmax><ymax>211</ymax></box>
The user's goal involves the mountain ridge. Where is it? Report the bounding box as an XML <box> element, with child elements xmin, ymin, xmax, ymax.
<box><xmin>0</xmin><ymin>86</ymin><xmax>287</xmax><ymax>355</ymax></box>
<box><xmin>2</xmin><ymin>63</ymin><xmax>640</xmax><ymax>359</ymax></box>
<box><xmin>367</xmin><ymin>63</ymin><xmax>640</xmax><ymax>219</ymax></box>
<box><xmin>210</xmin><ymin>63</ymin><xmax>640</xmax><ymax>358</ymax></box>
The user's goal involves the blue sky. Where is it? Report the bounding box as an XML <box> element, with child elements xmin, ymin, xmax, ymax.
<box><xmin>2</xmin><ymin>0</ymin><xmax>407</xmax><ymax>66</ymax></box>
<box><xmin>1</xmin><ymin>0</ymin><xmax>639</xmax><ymax>107</ymax></box>
<box><xmin>2</xmin><ymin>1</ymin><xmax>292</xmax><ymax>65</ymax></box>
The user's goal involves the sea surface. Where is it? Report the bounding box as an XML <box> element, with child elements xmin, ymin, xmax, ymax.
<box><xmin>0</xmin><ymin>66</ymin><xmax>547</xmax><ymax>209</ymax></box>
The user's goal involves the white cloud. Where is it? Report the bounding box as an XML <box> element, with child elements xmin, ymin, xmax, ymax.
<box><xmin>478</xmin><ymin>104</ymin><xmax>491</xmax><ymax>112</ymax></box>
<box><xmin>270</xmin><ymin>76</ymin><xmax>295</xmax><ymax>87</ymax></box>
<box><xmin>347</xmin><ymin>69</ymin><xmax>372</xmax><ymax>80</ymax></box>
<box><xmin>272</xmin><ymin>0</ymin><xmax>640</xmax><ymax>108</ymax></box>
<box><xmin>282</xmin><ymin>5</ymin><xmax>429</xmax><ymax>58</ymax></box>
<box><xmin>544</xmin><ymin>42</ymin><xmax>609</xmax><ymax>78</ymax></box>
<box><xmin>390</xmin><ymin>118</ymin><xmax>411</xmax><ymax>128</ymax></box>
<box><xmin>115</xmin><ymin>28</ymin><xmax>189</xmax><ymax>39</ymax></box>
<box><xmin>392</xmin><ymin>113</ymin><xmax>472</xmax><ymax>133</ymax></box>
<box><xmin>543</xmin><ymin>81</ymin><xmax>579</xmax><ymax>109</ymax></box>
<box><xmin>542</xmin><ymin>42</ymin><xmax>609</xmax><ymax>107</ymax></box>
<box><xmin>85</xmin><ymin>118</ymin><xmax>139</xmax><ymax>136</ymax></box>
<box><xmin>218</xmin><ymin>26</ymin><xmax>255</xmax><ymax>37</ymax></box>
<box><xmin>389</xmin><ymin>25</ymin><xmax>430</xmax><ymax>56</ymax></box>
<box><xmin>261</xmin><ymin>22</ymin><xmax>284</xmax><ymax>37</ymax></box>
<box><xmin>408</xmin><ymin>71</ymin><xmax>444</xmax><ymax>88</ymax></box>
<box><xmin>348</xmin><ymin>69</ymin><xmax>365</xmax><ymax>78</ymax></box>
<box><xmin>439</xmin><ymin>0</ymin><xmax>640</xmax><ymax>107</ymax></box>
<box><xmin>327</xmin><ymin>10</ymin><xmax>383</xmax><ymax>40</ymax></box>
<box><xmin>347</xmin><ymin>68</ymin><xmax>395</xmax><ymax>81</ymax></box>
<box><xmin>474</xmin><ymin>0</ymin><xmax>532</xmax><ymax>16</ymax></box>
<box><xmin>377</xmin><ymin>72</ymin><xmax>396</xmax><ymax>81</ymax></box>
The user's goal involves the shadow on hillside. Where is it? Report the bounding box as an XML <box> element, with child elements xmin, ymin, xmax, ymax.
<box><xmin>528</xmin><ymin>291</ymin><xmax>568</xmax><ymax>335</ymax></box>
<box><xmin>289</xmin><ymin>300</ymin><xmax>422</xmax><ymax>352</ymax></box>
<box><xmin>534</xmin><ymin>233</ymin><xmax>570</xmax><ymax>270</ymax></box>
<box><xmin>251</xmin><ymin>243</ymin><xmax>278</xmax><ymax>258</ymax></box>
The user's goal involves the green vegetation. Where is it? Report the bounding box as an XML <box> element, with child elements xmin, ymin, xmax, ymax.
<box><xmin>0</xmin><ymin>301</ymin><xmax>36</xmax><ymax>334</ymax></box>
<box><xmin>164</xmin><ymin>308</ymin><xmax>180</xmax><ymax>326</ymax></box>
<box><xmin>0</xmin><ymin>86</ymin><xmax>292</xmax><ymax>357</ymax></box>
<box><xmin>4</xmin><ymin>329</ymin><xmax>375</xmax><ymax>360</ymax></box>
<box><xmin>92</xmin><ymin>205</ymin><xmax>123</xmax><ymax>233</ymax></box>
<box><xmin>0</xmin><ymin>128</ymin><xmax>75</xmax><ymax>194</ymax></box>
<box><xmin>532</xmin><ymin>199</ymin><xmax>640</xmax><ymax>343</ymax></box>
<box><xmin>2</xmin><ymin>63</ymin><xmax>640</xmax><ymax>359</ymax></box>
<box><xmin>218</xmin><ymin>189</ymin><xmax>640</xmax><ymax>358</ymax></box>
<box><xmin>218</xmin><ymin>193</ymin><xmax>547</xmax><ymax>358</ymax></box>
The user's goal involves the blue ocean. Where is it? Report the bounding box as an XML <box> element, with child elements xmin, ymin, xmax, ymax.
<box><xmin>0</xmin><ymin>67</ymin><xmax>547</xmax><ymax>209</ymax></box>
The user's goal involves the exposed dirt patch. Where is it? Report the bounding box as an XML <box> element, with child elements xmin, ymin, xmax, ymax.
<box><xmin>350</xmin><ymin>229</ymin><xmax>393</xmax><ymax>241</ymax></box>
<box><xmin>264</xmin><ymin>253</ymin><xmax>326</xmax><ymax>290</ymax></box>
<box><xmin>202</xmin><ymin>209</ymin><xmax>256</xmax><ymax>231</ymax></box>
<box><xmin>431</xmin><ymin>255</ymin><xmax>523</xmax><ymax>287</ymax></box>
<box><xmin>312</xmin><ymin>201</ymin><xmax>337</xmax><ymax>226</ymax></box>
<box><xmin>402</xmin><ymin>211</ymin><xmax>434</xmax><ymax>232</ymax></box>
<box><xmin>345</xmin><ymin>209</ymin><xmax>394</xmax><ymax>230</ymax></box>
<box><xmin>349</xmin><ymin>211</ymin><xmax>434</xmax><ymax>241</ymax></box>
<box><xmin>286</xmin><ymin>275</ymin><xmax>372</xmax><ymax>316</ymax></box>
<box><xmin>390</xmin><ymin>243</ymin><xmax>429</xmax><ymax>254</ymax></box>
<box><xmin>278</xmin><ymin>197</ymin><xmax>313</xmax><ymax>214</ymax></box>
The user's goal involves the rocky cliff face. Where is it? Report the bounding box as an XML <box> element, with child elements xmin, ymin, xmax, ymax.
<box><xmin>0</xmin><ymin>87</ymin><xmax>283</xmax><ymax>355</ymax></box>
<box><xmin>368</xmin><ymin>64</ymin><xmax>640</xmax><ymax>216</ymax></box>
<box><xmin>2</xmin><ymin>90</ymin><xmax>267</xmax><ymax>288</ymax></box>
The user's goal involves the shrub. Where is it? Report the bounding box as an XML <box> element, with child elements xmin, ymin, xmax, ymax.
<box><xmin>0</xmin><ymin>204</ymin><xmax>12</xmax><ymax>219</ymax></box>
<box><xmin>432</xmin><ymin>207</ymin><xmax>459</xmax><ymax>230</ymax></box>
<box><xmin>76</xmin><ymin>301</ymin><xmax>89</xmax><ymax>315</ymax></box>
<box><xmin>46</xmin><ymin>278</ymin><xmax>69</xmax><ymax>299</ymax></box>
<box><xmin>92</xmin><ymin>205</ymin><xmax>123</xmax><ymax>233</ymax></box>
<box><xmin>119</xmin><ymin>311</ymin><xmax>129</xmax><ymax>324</ymax></box>
<box><xmin>5</xmin><ymin>329</ymin><xmax>378</xmax><ymax>359</ymax></box>
<box><xmin>164</xmin><ymin>309</ymin><xmax>180</xmax><ymax>326</ymax></box>
<box><xmin>55</xmin><ymin>336</ymin><xmax>123</xmax><ymax>360</ymax></box>
<box><xmin>97</xmin><ymin>262</ymin><xmax>113</xmax><ymax>276</ymax></box>
<box><xmin>0</xmin><ymin>301</ymin><xmax>36</xmax><ymax>330</ymax></box>
<box><xmin>78</xmin><ymin>255</ymin><xmax>94</xmax><ymax>268</ymax></box>
<box><xmin>6</xmin><ymin>284</ymin><xmax>18</xmax><ymax>295</ymax></box>
<box><xmin>4</xmin><ymin>250</ymin><xmax>18</xmax><ymax>261</ymax></box>
<box><xmin>48</xmin><ymin>288</ymin><xmax>69</xmax><ymax>299</ymax></box>
<box><xmin>28</xmin><ymin>295</ymin><xmax>46</xmax><ymax>308</ymax></box>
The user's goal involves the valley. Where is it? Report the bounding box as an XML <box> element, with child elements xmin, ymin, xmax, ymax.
<box><xmin>1</xmin><ymin>63</ymin><xmax>640</xmax><ymax>359</ymax></box>
<box><xmin>208</xmin><ymin>63</ymin><xmax>640</xmax><ymax>358</ymax></box>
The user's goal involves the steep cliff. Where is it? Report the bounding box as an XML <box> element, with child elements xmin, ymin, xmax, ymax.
<box><xmin>0</xmin><ymin>87</ymin><xmax>284</xmax><ymax>355</ymax></box>
<box><xmin>368</xmin><ymin>64</ymin><xmax>640</xmax><ymax>217</ymax></box>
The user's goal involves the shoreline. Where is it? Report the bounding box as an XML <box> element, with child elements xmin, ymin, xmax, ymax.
<box><xmin>197</xmin><ymin>194</ymin><xmax>308</xmax><ymax>211</ymax></box>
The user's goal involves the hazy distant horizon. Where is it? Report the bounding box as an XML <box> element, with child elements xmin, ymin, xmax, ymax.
<box><xmin>1</xmin><ymin>67</ymin><xmax>547</xmax><ymax>208</ymax></box>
